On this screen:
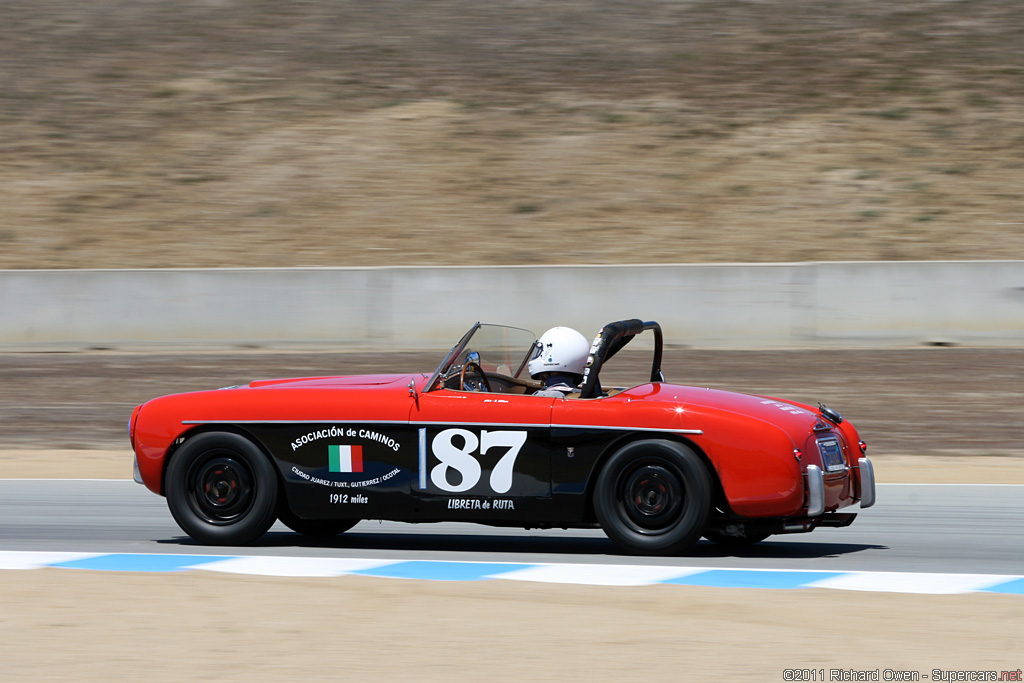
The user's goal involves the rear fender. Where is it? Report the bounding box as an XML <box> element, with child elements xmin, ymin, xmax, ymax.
<box><xmin>687</xmin><ymin>414</ymin><xmax>804</xmax><ymax>518</ymax></box>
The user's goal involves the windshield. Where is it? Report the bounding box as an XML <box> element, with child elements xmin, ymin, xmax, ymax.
<box><xmin>426</xmin><ymin>323</ymin><xmax>537</xmax><ymax>391</ymax></box>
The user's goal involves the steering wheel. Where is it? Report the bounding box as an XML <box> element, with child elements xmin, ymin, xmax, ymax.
<box><xmin>459</xmin><ymin>361</ymin><xmax>492</xmax><ymax>392</ymax></box>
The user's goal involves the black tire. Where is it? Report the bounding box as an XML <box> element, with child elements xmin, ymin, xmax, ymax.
<box><xmin>276</xmin><ymin>504</ymin><xmax>359</xmax><ymax>537</ymax></box>
<box><xmin>593</xmin><ymin>440</ymin><xmax>712</xmax><ymax>555</ymax></box>
<box><xmin>165</xmin><ymin>432</ymin><xmax>279</xmax><ymax>545</ymax></box>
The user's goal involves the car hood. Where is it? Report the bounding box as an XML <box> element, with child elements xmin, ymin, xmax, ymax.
<box><xmin>246</xmin><ymin>374</ymin><xmax>413</xmax><ymax>389</ymax></box>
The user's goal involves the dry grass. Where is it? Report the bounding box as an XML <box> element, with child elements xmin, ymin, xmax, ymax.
<box><xmin>2</xmin><ymin>0</ymin><xmax>1023</xmax><ymax>268</ymax></box>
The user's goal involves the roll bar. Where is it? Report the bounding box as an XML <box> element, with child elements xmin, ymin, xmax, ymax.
<box><xmin>578</xmin><ymin>319</ymin><xmax>664</xmax><ymax>399</ymax></box>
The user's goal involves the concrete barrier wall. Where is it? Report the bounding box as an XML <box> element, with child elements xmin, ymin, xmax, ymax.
<box><xmin>1</xmin><ymin>261</ymin><xmax>1022</xmax><ymax>350</ymax></box>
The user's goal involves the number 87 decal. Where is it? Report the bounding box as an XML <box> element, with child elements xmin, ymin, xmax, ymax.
<box><xmin>418</xmin><ymin>428</ymin><xmax>527</xmax><ymax>494</ymax></box>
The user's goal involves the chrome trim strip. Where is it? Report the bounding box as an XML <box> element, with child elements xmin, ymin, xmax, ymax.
<box><xmin>805</xmin><ymin>465</ymin><xmax>824</xmax><ymax>517</ymax></box>
<box><xmin>181</xmin><ymin>419</ymin><xmax>702</xmax><ymax>435</ymax></box>
<box><xmin>417</xmin><ymin>421</ymin><xmax>543</xmax><ymax>429</ymax></box>
<box><xmin>132</xmin><ymin>455</ymin><xmax>143</xmax><ymax>485</ymax></box>
<box><xmin>858</xmin><ymin>457</ymin><xmax>876</xmax><ymax>509</ymax></box>
<box><xmin>555</xmin><ymin>424</ymin><xmax>704</xmax><ymax>435</ymax></box>
<box><xmin>418</xmin><ymin>428</ymin><xmax>427</xmax><ymax>490</ymax></box>
<box><xmin>181</xmin><ymin>420</ymin><xmax>411</xmax><ymax>426</ymax></box>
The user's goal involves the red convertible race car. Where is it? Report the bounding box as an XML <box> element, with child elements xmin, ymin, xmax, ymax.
<box><xmin>130</xmin><ymin>319</ymin><xmax>875</xmax><ymax>555</ymax></box>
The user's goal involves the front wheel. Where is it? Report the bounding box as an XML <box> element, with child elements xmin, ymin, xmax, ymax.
<box><xmin>593</xmin><ymin>440</ymin><xmax>712</xmax><ymax>555</ymax></box>
<box><xmin>165</xmin><ymin>432</ymin><xmax>279</xmax><ymax>545</ymax></box>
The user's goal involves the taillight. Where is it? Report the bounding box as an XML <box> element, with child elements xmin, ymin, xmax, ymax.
<box><xmin>858</xmin><ymin>440</ymin><xmax>868</xmax><ymax>454</ymax></box>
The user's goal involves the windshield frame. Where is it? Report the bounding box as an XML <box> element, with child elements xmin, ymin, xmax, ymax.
<box><xmin>424</xmin><ymin>323</ymin><xmax>537</xmax><ymax>393</ymax></box>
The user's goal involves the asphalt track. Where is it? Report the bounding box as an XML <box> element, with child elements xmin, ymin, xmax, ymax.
<box><xmin>2</xmin><ymin>479</ymin><xmax>1022</xmax><ymax>577</ymax></box>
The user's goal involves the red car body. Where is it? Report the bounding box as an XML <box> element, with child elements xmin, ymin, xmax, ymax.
<box><xmin>131</xmin><ymin>320</ymin><xmax>875</xmax><ymax>554</ymax></box>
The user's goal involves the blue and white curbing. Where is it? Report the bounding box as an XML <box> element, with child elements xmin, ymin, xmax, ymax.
<box><xmin>3</xmin><ymin>551</ymin><xmax>1023</xmax><ymax>594</ymax></box>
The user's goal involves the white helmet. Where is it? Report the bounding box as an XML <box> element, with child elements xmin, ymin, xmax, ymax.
<box><xmin>528</xmin><ymin>327</ymin><xmax>590</xmax><ymax>380</ymax></box>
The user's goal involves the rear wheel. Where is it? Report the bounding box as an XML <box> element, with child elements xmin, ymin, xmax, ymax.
<box><xmin>593</xmin><ymin>440</ymin><xmax>712</xmax><ymax>555</ymax></box>
<box><xmin>165</xmin><ymin>432</ymin><xmax>279</xmax><ymax>545</ymax></box>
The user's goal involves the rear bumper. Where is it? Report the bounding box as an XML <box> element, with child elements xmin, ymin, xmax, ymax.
<box><xmin>713</xmin><ymin>456</ymin><xmax>875</xmax><ymax>538</ymax></box>
<box><xmin>805</xmin><ymin>456</ymin><xmax>876</xmax><ymax>518</ymax></box>
<box><xmin>858</xmin><ymin>457</ymin><xmax>876</xmax><ymax>509</ymax></box>
<box><xmin>806</xmin><ymin>464</ymin><xmax>825</xmax><ymax>516</ymax></box>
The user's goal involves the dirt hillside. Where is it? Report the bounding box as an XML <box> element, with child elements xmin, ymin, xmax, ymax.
<box><xmin>2</xmin><ymin>0</ymin><xmax>1023</xmax><ymax>269</ymax></box>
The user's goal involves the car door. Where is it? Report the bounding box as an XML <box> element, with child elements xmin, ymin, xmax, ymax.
<box><xmin>409</xmin><ymin>387</ymin><xmax>557</xmax><ymax>521</ymax></box>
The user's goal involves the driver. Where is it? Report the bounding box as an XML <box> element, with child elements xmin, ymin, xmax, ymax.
<box><xmin>529</xmin><ymin>327</ymin><xmax>591</xmax><ymax>398</ymax></box>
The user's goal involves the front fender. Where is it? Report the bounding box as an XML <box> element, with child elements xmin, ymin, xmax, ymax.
<box><xmin>132</xmin><ymin>395</ymin><xmax>196</xmax><ymax>495</ymax></box>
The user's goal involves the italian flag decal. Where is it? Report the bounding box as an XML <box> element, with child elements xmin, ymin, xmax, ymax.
<box><xmin>328</xmin><ymin>445</ymin><xmax>363</xmax><ymax>473</ymax></box>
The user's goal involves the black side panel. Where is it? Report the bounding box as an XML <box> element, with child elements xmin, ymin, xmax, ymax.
<box><xmin>248</xmin><ymin>422</ymin><xmax>607</xmax><ymax>525</ymax></box>
<box><xmin>251</xmin><ymin>423</ymin><xmax>421</xmax><ymax>520</ymax></box>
